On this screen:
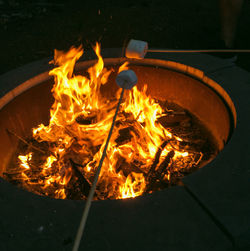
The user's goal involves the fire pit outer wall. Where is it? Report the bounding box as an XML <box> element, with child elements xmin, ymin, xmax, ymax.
<box><xmin>0</xmin><ymin>48</ymin><xmax>249</xmax><ymax>251</ymax></box>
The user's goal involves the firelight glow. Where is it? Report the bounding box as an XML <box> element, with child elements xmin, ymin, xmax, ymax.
<box><xmin>16</xmin><ymin>43</ymin><xmax>201</xmax><ymax>200</ymax></box>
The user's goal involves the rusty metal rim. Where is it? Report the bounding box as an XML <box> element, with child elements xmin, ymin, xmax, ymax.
<box><xmin>0</xmin><ymin>48</ymin><xmax>249</xmax><ymax>250</ymax></box>
<box><xmin>0</xmin><ymin>48</ymin><xmax>242</xmax><ymax>196</ymax></box>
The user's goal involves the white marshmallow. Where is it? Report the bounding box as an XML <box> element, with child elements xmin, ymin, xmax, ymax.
<box><xmin>116</xmin><ymin>70</ymin><xmax>137</xmax><ymax>89</ymax></box>
<box><xmin>125</xmin><ymin>39</ymin><xmax>148</xmax><ymax>59</ymax></box>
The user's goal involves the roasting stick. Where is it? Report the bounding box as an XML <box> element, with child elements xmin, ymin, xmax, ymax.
<box><xmin>72</xmin><ymin>70</ymin><xmax>138</xmax><ymax>251</ymax></box>
<box><xmin>147</xmin><ymin>49</ymin><xmax>250</xmax><ymax>53</ymax></box>
<box><xmin>125</xmin><ymin>39</ymin><xmax>250</xmax><ymax>59</ymax></box>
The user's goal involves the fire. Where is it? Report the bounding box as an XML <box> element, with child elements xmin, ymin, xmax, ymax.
<box><xmin>118</xmin><ymin>172</ymin><xmax>146</xmax><ymax>199</ymax></box>
<box><xmin>15</xmin><ymin>43</ymin><xmax>203</xmax><ymax>200</ymax></box>
<box><xmin>18</xmin><ymin>153</ymin><xmax>32</xmax><ymax>170</ymax></box>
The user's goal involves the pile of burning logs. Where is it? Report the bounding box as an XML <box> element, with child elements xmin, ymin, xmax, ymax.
<box><xmin>4</xmin><ymin>101</ymin><xmax>218</xmax><ymax>200</ymax></box>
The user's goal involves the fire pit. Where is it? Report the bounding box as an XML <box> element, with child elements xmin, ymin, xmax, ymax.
<box><xmin>0</xmin><ymin>45</ymin><xmax>234</xmax><ymax>201</ymax></box>
<box><xmin>0</xmin><ymin>47</ymin><xmax>249</xmax><ymax>251</ymax></box>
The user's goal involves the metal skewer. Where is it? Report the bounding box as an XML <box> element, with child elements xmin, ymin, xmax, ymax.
<box><xmin>72</xmin><ymin>88</ymin><xmax>124</xmax><ymax>251</ymax></box>
<box><xmin>72</xmin><ymin>69</ymin><xmax>137</xmax><ymax>251</ymax></box>
<box><xmin>125</xmin><ymin>39</ymin><xmax>250</xmax><ymax>59</ymax></box>
<box><xmin>147</xmin><ymin>49</ymin><xmax>250</xmax><ymax>53</ymax></box>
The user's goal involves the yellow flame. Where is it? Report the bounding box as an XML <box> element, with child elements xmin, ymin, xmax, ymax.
<box><xmin>118</xmin><ymin>62</ymin><xmax>129</xmax><ymax>73</ymax></box>
<box><xmin>119</xmin><ymin>172</ymin><xmax>146</xmax><ymax>199</ymax></box>
<box><xmin>18</xmin><ymin>153</ymin><xmax>32</xmax><ymax>169</ymax></box>
<box><xmin>17</xmin><ymin>43</ymin><xmax>202</xmax><ymax>200</ymax></box>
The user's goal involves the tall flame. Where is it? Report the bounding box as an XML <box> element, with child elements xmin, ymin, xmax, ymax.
<box><xmin>16</xmin><ymin>43</ymin><xmax>201</xmax><ymax>200</ymax></box>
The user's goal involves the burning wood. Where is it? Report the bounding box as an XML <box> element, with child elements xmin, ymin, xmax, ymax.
<box><xmin>4</xmin><ymin>43</ymin><xmax>218</xmax><ymax>200</ymax></box>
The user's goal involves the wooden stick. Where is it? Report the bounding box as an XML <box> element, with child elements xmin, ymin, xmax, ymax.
<box><xmin>72</xmin><ymin>88</ymin><xmax>125</xmax><ymax>251</ymax></box>
<box><xmin>146</xmin><ymin>150</ymin><xmax>175</xmax><ymax>192</ymax></box>
<box><xmin>147</xmin><ymin>139</ymin><xmax>170</xmax><ymax>178</ymax></box>
<box><xmin>6</xmin><ymin>129</ymin><xmax>45</xmax><ymax>154</ymax></box>
<box><xmin>158</xmin><ymin>150</ymin><xmax>175</xmax><ymax>180</ymax></box>
<box><xmin>69</xmin><ymin>159</ymin><xmax>91</xmax><ymax>197</ymax></box>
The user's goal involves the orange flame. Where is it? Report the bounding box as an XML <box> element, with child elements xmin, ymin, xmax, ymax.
<box><xmin>16</xmin><ymin>43</ymin><xmax>199</xmax><ymax>200</ymax></box>
<box><xmin>118</xmin><ymin>172</ymin><xmax>146</xmax><ymax>199</ymax></box>
<box><xmin>18</xmin><ymin>153</ymin><xmax>32</xmax><ymax>169</ymax></box>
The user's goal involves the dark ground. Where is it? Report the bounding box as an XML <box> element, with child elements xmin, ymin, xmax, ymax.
<box><xmin>0</xmin><ymin>0</ymin><xmax>250</xmax><ymax>74</ymax></box>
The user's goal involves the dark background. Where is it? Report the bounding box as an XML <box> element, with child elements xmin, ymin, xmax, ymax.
<box><xmin>0</xmin><ymin>1</ymin><xmax>250</xmax><ymax>251</ymax></box>
<box><xmin>0</xmin><ymin>0</ymin><xmax>250</xmax><ymax>74</ymax></box>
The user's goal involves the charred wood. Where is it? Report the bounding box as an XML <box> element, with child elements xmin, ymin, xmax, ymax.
<box><xmin>146</xmin><ymin>150</ymin><xmax>175</xmax><ymax>192</ymax></box>
<box><xmin>69</xmin><ymin>159</ymin><xmax>91</xmax><ymax>197</ymax></box>
<box><xmin>6</xmin><ymin>129</ymin><xmax>45</xmax><ymax>154</ymax></box>
<box><xmin>147</xmin><ymin>139</ymin><xmax>171</xmax><ymax>178</ymax></box>
<box><xmin>115</xmin><ymin>126</ymin><xmax>134</xmax><ymax>145</ymax></box>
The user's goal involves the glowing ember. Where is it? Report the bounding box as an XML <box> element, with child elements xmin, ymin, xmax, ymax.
<box><xmin>5</xmin><ymin>43</ymin><xmax>217</xmax><ymax>200</ymax></box>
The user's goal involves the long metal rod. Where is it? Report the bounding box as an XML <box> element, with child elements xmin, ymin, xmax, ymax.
<box><xmin>147</xmin><ymin>49</ymin><xmax>250</xmax><ymax>53</ymax></box>
<box><xmin>72</xmin><ymin>87</ymin><xmax>125</xmax><ymax>251</ymax></box>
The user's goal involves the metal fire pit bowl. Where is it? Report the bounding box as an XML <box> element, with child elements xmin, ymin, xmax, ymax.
<box><xmin>0</xmin><ymin>48</ymin><xmax>249</xmax><ymax>251</ymax></box>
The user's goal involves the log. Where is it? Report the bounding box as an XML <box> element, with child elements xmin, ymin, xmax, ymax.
<box><xmin>147</xmin><ymin>139</ymin><xmax>170</xmax><ymax>177</ymax></box>
<box><xmin>158</xmin><ymin>113</ymin><xmax>190</xmax><ymax>127</ymax></box>
<box><xmin>6</xmin><ymin>129</ymin><xmax>45</xmax><ymax>154</ymax></box>
<box><xmin>115</xmin><ymin>126</ymin><xmax>134</xmax><ymax>145</ymax></box>
<box><xmin>69</xmin><ymin>159</ymin><xmax>91</xmax><ymax>197</ymax></box>
<box><xmin>75</xmin><ymin>114</ymin><xmax>97</xmax><ymax>125</ymax></box>
<box><xmin>157</xmin><ymin>150</ymin><xmax>175</xmax><ymax>179</ymax></box>
<box><xmin>146</xmin><ymin>150</ymin><xmax>175</xmax><ymax>192</ymax></box>
<box><xmin>116</xmin><ymin>157</ymin><xmax>146</xmax><ymax>176</ymax></box>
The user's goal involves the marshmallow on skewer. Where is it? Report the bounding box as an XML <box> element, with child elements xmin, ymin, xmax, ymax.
<box><xmin>125</xmin><ymin>39</ymin><xmax>250</xmax><ymax>59</ymax></box>
<box><xmin>116</xmin><ymin>70</ymin><xmax>137</xmax><ymax>89</ymax></box>
<box><xmin>73</xmin><ymin>70</ymin><xmax>137</xmax><ymax>251</ymax></box>
<box><xmin>125</xmin><ymin>39</ymin><xmax>148</xmax><ymax>59</ymax></box>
